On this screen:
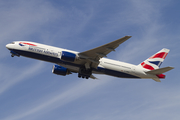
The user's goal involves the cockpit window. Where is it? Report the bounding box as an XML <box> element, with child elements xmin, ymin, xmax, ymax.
<box><xmin>11</xmin><ymin>42</ymin><xmax>15</xmax><ymax>44</ymax></box>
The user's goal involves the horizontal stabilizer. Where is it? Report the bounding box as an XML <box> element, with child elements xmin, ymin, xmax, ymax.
<box><xmin>152</xmin><ymin>78</ymin><xmax>161</xmax><ymax>82</ymax></box>
<box><xmin>146</xmin><ymin>66</ymin><xmax>174</xmax><ymax>75</ymax></box>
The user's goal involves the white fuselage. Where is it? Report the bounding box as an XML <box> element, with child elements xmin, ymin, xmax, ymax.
<box><xmin>6</xmin><ymin>41</ymin><xmax>158</xmax><ymax>79</ymax></box>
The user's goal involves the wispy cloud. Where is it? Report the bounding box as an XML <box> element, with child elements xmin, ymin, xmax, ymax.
<box><xmin>2</xmin><ymin>77</ymin><xmax>109</xmax><ymax>120</ymax></box>
<box><xmin>114</xmin><ymin>0</ymin><xmax>168</xmax><ymax>63</ymax></box>
<box><xmin>0</xmin><ymin>0</ymin><xmax>64</xmax><ymax>96</ymax></box>
<box><xmin>0</xmin><ymin>61</ymin><xmax>45</xmax><ymax>95</ymax></box>
<box><xmin>0</xmin><ymin>0</ymin><xmax>62</xmax><ymax>54</ymax></box>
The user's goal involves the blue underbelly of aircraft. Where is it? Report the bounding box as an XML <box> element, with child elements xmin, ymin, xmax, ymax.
<box><xmin>95</xmin><ymin>67</ymin><xmax>139</xmax><ymax>78</ymax></box>
<box><xmin>10</xmin><ymin>49</ymin><xmax>139</xmax><ymax>79</ymax></box>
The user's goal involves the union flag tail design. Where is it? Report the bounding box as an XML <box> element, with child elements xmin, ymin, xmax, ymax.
<box><xmin>138</xmin><ymin>48</ymin><xmax>170</xmax><ymax>70</ymax></box>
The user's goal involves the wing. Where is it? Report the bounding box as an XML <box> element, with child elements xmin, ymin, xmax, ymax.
<box><xmin>78</xmin><ymin>36</ymin><xmax>131</xmax><ymax>68</ymax></box>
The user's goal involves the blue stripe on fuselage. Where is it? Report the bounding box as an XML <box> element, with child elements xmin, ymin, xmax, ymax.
<box><xmin>9</xmin><ymin>49</ymin><xmax>139</xmax><ymax>79</ymax></box>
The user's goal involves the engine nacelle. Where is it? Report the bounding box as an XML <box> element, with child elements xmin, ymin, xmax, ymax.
<box><xmin>60</xmin><ymin>51</ymin><xmax>77</xmax><ymax>62</ymax></box>
<box><xmin>10</xmin><ymin>50</ymin><xmax>20</xmax><ymax>57</ymax></box>
<box><xmin>52</xmin><ymin>65</ymin><xmax>70</xmax><ymax>76</ymax></box>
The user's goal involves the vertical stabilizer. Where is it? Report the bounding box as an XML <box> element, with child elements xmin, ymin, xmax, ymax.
<box><xmin>138</xmin><ymin>48</ymin><xmax>170</xmax><ymax>70</ymax></box>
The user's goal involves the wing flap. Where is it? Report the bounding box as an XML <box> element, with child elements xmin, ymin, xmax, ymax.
<box><xmin>90</xmin><ymin>75</ymin><xmax>98</xmax><ymax>79</ymax></box>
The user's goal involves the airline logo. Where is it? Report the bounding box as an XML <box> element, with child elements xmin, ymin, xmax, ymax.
<box><xmin>19</xmin><ymin>42</ymin><xmax>37</xmax><ymax>46</ymax></box>
<box><xmin>141</xmin><ymin>51</ymin><xmax>169</xmax><ymax>70</ymax></box>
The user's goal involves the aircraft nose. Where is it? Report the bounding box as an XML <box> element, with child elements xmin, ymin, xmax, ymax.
<box><xmin>6</xmin><ymin>43</ymin><xmax>13</xmax><ymax>49</ymax></box>
<box><xmin>6</xmin><ymin>44</ymin><xmax>10</xmax><ymax>49</ymax></box>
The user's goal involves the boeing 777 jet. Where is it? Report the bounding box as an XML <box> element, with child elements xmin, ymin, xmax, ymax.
<box><xmin>6</xmin><ymin>36</ymin><xmax>174</xmax><ymax>82</ymax></box>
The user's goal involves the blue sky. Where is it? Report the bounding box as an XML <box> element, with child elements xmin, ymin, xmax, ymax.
<box><xmin>0</xmin><ymin>0</ymin><xmax>180</xmax><ymax>120</ymax></box>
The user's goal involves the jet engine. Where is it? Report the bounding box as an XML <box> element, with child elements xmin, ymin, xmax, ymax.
<box><xmin>52</xmin><ymin>65</ymin><xmax>71</xmax><ymax>76</ymax></box>
<box><xmin>60</xmin><ymin>51</ymin><xmax>77</xmax><ymax>62</ymax></box>
<box><xmin>10</xmin><ymin>50</ymin><xmax>20</xmax><ymax>57</ymax></box>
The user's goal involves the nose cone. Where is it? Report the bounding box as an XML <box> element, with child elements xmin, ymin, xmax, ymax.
<box><xmin>6</xmin><ymin>43</ymin><xmax>15</xmax><ymax>50</ymax></box>
<box><xmin>6</xmin><ymin>44</ymin><xmax>10</xmax><ymax>49</ymax></box>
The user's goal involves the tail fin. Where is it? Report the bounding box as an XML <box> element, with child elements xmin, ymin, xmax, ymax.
<box><xmin>138</xmin><ymin>48</ymin><xmax>170</xmax><ymax>70</ymax></box>
<box><xmin>138</xmin><ymin>48</ymin><xmax>174</xmax><ymax>82</ymax></box>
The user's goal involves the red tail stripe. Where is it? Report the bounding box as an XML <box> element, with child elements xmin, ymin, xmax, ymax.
<box><xmin>141</xmin><ymin>62</ymin><xmax>145</xmax><ymax>66</ymax></box>
<box><xmin>149</xmin><ymin>52</ymin><xmax>168</xmax><ymax>59</ymax></box>
<box><xmin>163</xmin><ymin>53</ymin><xmax>168</xmax><ymax>59</ymax></box>
<box><xmin>141</xmin><ymin>62</ymin><xmax>155</xmax><ymax>70</ymax></box>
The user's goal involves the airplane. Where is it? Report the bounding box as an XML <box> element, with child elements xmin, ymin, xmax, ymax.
<box><xmin>6</xmin><ymin>36</ymin><xmax>174</xmax><ymax>82</ymax></box>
